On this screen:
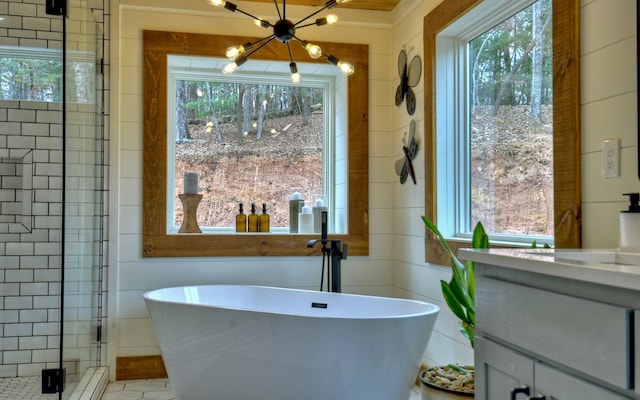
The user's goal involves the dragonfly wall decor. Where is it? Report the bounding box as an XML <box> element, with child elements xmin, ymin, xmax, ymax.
<box><xmin>395</xmin><ymin>119</ymin><xmax>418</xmax><ymax>185</ymax></box>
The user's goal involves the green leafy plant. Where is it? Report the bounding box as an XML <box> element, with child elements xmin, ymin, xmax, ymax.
<box><xmin>421</xmin><ymin>216</ymin><xmax>490</xmax><ymax>349</ymax></box>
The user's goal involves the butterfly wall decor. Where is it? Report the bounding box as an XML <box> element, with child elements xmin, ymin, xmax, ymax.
<box><xmin>395</xmin><ymin>46</ymin><xmax>422</xmax><ymax>115</ymax></box>
<box><xmin>395</xmin><ymin>119</ymin><xmax>418</xmax><ymax>185</ymax></box>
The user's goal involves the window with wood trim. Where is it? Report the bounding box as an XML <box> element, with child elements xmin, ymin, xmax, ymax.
<box><xmin>424</xmin><ymin>0</ymin><xmax>581</xmax><ymax>265</ymax></box>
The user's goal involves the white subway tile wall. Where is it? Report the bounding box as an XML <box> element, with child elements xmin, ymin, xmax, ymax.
<box><xmin>0</xmin><ymin>99</ymin><xmax>64</xmax><ymax>377</ymax></box>
<box><xmin>0</xmin><ymin>0</ymin><xmax>111</xmax><ymax>383</ymax></box>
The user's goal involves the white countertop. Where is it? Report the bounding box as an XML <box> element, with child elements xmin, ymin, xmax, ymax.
<box><xmin>459</xmin><ymin>248</ymin><xmax>640</xmax><ymax>291</ymax></box>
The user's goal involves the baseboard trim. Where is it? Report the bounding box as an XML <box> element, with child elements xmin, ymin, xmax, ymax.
<box><xmin>115</xmin><ymin>355</ymin><xmax>167</xmax><ymax>380</ymax></box>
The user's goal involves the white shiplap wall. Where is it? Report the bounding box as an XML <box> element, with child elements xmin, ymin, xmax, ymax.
<box><xmin>390</xmin><ymin>0</ymin><xmax>639</xmax><ymax>369</ymax></box>
<box><xmin>109</xmin><ymin>0</ymin><xmax>395</xmax><ymax>375</ymax></box>
<box><xmin>110</xmin><ymin>0</ymin><xmax>639</xmax><ymax>376</ymax></box>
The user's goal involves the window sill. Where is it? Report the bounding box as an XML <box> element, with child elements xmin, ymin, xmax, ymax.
<box><xmin>425</xmin><ymin>237</ymin><xmax>522</xmax><ymax>266</ymax></box>
<box><xmin>143</xmin><ymin>232</ymin><xmax>368</xmax><ymax>257</ymax></box>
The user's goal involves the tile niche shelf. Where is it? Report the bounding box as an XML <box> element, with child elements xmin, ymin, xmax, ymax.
<box><xmin>0</xmin><ymin>148</ymin><xmax>33</xmax><ymax>233</ymax></box>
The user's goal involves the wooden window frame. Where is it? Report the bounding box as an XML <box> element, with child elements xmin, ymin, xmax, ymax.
<box><xmin>142</xmin><ymin>30</ymin><xmax>369</xmax><ymax>257</ymax></box>
<box><xmin>424</xmin><ymin>0</ymin><xmax>581</xmax><ymax>265</ymax></box>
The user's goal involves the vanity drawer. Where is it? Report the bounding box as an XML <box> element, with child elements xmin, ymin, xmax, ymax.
<box><xmin>476</xmin><ymin>277</ymin><xmax>632</xmax><ymax>389</ymax></box>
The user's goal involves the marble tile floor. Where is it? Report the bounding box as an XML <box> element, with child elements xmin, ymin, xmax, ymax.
<box><xmin>100</xmin><ymin>378</ymin><xmax>423</xmax><ymax>400</ymax></box>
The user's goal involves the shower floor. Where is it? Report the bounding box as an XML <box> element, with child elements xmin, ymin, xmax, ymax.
<box><xmin>0</xmin><ymin>376</ymin><xmax>76</xmax><ymax>400</ymax></box>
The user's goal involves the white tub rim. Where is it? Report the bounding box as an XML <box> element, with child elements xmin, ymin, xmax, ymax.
<box><xmin>143</xmin><ymin>284</ymin><xmax>439</xmax><ymax>320</ymax></box>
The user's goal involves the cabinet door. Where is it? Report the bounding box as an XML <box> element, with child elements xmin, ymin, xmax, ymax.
<box><xmin>475</xmin><ymin>337</ymin><xmax>534</xmax><ymax>400</ymax></box>
<box><xmin>534</xmin><ymin>363</ymin><xmax>630</xmax><ymax>400</ymax></box>
<box><xmin>477</xmin><ymin>277</ymin><xmax>631</xmax><ymax>389</ymax></box>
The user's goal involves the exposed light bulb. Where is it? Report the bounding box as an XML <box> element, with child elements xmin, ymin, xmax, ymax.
<box><xmin>226</xmin><ymin>45</ymin><xmax>245</xmax><ymax>59</ymax></box>
<box><xmin>254</xmin><ymin>19</ymin><xmax>269</xmax><ymax>28</ymax></box>
<box><xmin>289</xmin><ymin>62</ymin><xmax>301</xmax><ymax>83</ymax></box>
<box><xmin>226</xmin><ymin>42</ymin><xmax>253</xmax><ymax>59</ymax></box>
<box><xmin>305</xmin><ymin>42</ymin><xmax>322</xmax><ymax>59</ymax></box>
<box><xmin>326</xmin><ymin>0</ymin><xmax>349</xmax><ymax>8</ymax></box>
<box><xmin>327</xmin><ymin>54</ymin><xmax>355</xmax><ymax>76</ymax></box>
<box><xmin>222</xmin><ymin>62</ymin><xmax>239</xmax><ymax>74</ymax></box>
<box><xmin>222</xmin><ymin>54</ymin><xmax>248</xmax><ymax>74</ymax></box>
<box><xmin>325</xmin><ymin>14</ymin><xmax>338</xmax><ymax>24</ymax></box>
<box><xmin>208</xmin><ymin>0</ymin><xmax>237</xmax><ymax>11</ymax></box>
<box><xmin>337</xmin><ymin>60</ymin><xmax>355</xmax><ymax>75</ymax></box>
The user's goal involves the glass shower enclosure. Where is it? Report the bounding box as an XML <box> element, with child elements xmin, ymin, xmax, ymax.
<box><xmin>60</xmin><ymin>0</ymin><xmax>106</xmax><ymax>397</ymax></box>
<box><xmin>0</xmin><ymin>0</ymin><xmax>105</xmax><ymax>398</ymax></box>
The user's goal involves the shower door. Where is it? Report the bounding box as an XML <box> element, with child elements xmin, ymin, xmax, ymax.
<box><xmin>60</xmin><ymin>0</ymin><xmax>104</xmax><ymax>396</ymax></box>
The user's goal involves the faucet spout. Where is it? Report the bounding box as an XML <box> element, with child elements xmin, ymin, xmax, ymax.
<box><xmin>307</xmin><ymin>211</ymin><xmax>329</xmax><ymax>248</ymax></box>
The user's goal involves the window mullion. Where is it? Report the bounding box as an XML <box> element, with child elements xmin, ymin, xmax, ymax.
<box><xmin>455</xmin><ymin>39</ymin><xmax>472</xmax><ymax>239</ymax></box>
<box><xmin>435</xmin><ymin>36</ymin><xmax>457</xmax><ymax>239</ymax></box>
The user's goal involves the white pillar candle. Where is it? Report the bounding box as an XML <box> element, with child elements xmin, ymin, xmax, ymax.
<box><xmin>184</xmin><ymin>172</ymin><xmax>199</xmax><ymax>194</ymax></box>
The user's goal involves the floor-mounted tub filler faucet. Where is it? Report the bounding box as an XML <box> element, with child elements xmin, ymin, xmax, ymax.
<box><xmin>307</xmin><ymin>211</ymin><xmax>347</xmax><ymax>293</ymax></box>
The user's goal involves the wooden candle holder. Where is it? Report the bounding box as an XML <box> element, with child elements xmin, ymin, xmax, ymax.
<box><xmin>178</xmin><ymin>194</ymin><xmax>203</xmax><ymax>233</ymax></box>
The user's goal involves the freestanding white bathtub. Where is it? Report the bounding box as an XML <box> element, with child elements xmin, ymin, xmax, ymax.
<box><xmin>144</xmin><ymin>285</ymin><xmax>439</xmax><ymax>400</ymax></box>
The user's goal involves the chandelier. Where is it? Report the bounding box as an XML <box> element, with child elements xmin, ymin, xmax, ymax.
<box><xmin>207</xmin><ymin>0</ymin><xmax>355</xmax><ymax>83</ymax></box>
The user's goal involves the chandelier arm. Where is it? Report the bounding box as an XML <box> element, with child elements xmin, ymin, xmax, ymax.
<box><xmin>272</xmin><ymin>0</ymin><xmax>283</xmax><ymax>20</ymax></box>
<box><xmin>233</xmin><ymin>7</ymin><xmax>270</xmax><ymax>23</ymax></box>
<box><xmin>286</xmin><ymin>42</ymin><xmax>295</xmax><ymax>63</ymax></box>
<box><xmin>293</xmin><ymin>5</ymin><xmax>330</xmax><ymax>27</ymax></box>
<box><xmin>247</xmin><ymin>34</ymin><xmax>277</xmax><ymax>48</ymax></box>
<box><xmin>295</xmin><ymin>22</ymin><xmax>320</xmax><ymax>29</ymax></box>
<box><xmin>283</xmin><ymin>0</ymin><xmax>286</xmax><ymax>19</ymax></box>
<box><xmin>242</xmin><ymin>35</ymin><xmax>278</xmax><ymax>60</ymax></box>
<box><xmin>323</xmin><ymin>53</ymin><xmax>336</xmax><ymax>63</ymax></box>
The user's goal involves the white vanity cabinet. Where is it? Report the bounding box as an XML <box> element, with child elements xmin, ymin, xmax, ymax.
<box><xmin>462</xmin><ymin>249</ymin><xmax>640</xmax><ymax>400</ymax></box>
<box><xmin>476</xmin><ymin>337</ymin><xmax>630</xmax><ymax>399</ymax></box>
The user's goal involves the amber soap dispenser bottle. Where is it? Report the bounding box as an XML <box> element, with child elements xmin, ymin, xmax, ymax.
<box><xmin>248</xmin><ymin>203</ymin><xmax>259</xmax><ymax>232</ymax></box>
<box><xmin>259</xmin><ymin>203</ymin><xmax>270</xmax><ymax>232</ymax></box>
<box><xmin>236</xmin><ymin>203</ymin><xmax>247</xmax><ymax>232</ymax></box>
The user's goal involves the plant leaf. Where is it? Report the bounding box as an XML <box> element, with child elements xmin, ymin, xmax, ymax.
<box><xmin>446</xmin><ymin>276</ymin><xmax>473</xmax><ymax>322</ymax></box>
<box><xmin>422</xmin><ymin>215</ymin><xmax>456</xmax><ymax>256</ymax></box>
<box><xmin>441</xmin><ymin>280</ymin><xmax>468</xmax><ymax>322</ymax></box>
<box><xmin>445</xmin><ymin>364</ymin><xmax>473</xmax><ymax>374</ymax></box>
<box><xmin>471</xmin><ymin>221</ymin><xmax>489</xmax><ymax>249</ymax></box>
<box><xmin>466</xmin><ymin>260</ymin><xmax>475</xmax><ymax>307</ymax></box>
<box><xmin>460</xmin><ymin>322</ymin><xmax>474</xmax><ymax>348</ymax></box>
<box><xmin>423</xmin><ymin>216</ymin><xmax>468</xmax><ymax>289</ymax></box>
<box><xmin>423</xmin><ymin>215</ymin><xmax>485</xmax><ymax>350</ymax></box>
